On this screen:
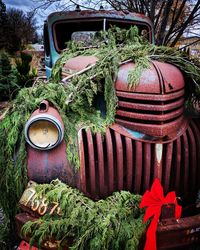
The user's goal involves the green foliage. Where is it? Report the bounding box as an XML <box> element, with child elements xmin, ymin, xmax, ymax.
<box><xmin>16</xmin><ymin>52</ymin><xmax>32</xmax><ymax>75</ymax></box>
<box><xmin>15</xmin><ymin>52</ymin><xmax>36</xmax><ymax>88</ymax></box>
<box><xmin>53</xmin><ymin>26</ymin><xmax>200</xmax><ymax>103</ymax></box>
<box><xmin>0</xmin><ymin>51</ymin><xmax>36</xmax><ymax>101</ymax></box>
<box><xmin>0</xmin><ymin>212</ymin><xmax>12</xmax><ymax>250</ymax></box>
<box><xmin>0</xmin><ymin>51</ymin><xmax>19</xmax><ymax>101</ymax></box>
<box><xmin>21</xmin><ymin>180</ymin><xmax>146</xmax><ymax>250</ymax></box>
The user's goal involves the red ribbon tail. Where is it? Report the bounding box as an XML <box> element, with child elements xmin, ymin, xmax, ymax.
<box><xmin>144</xmin><ymin>212</ymin><xmax>160</xmax><ymax>250</ymax></box>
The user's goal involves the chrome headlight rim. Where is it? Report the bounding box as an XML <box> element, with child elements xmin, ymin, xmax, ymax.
<box><xmin>24</xmin><ymin>114</ymin><xmax>64</xmax><ymax>150</ymax></box>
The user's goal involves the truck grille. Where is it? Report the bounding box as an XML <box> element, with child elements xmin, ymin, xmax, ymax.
<box><xmin>115</xmin><ymin>89</ymin><xmax>185</xmax><ymax>137</ymax></box>
<box><xmin>78</xmin><ymin>119</ymin><xmax>200</xmax><ymax>200</ymax></box>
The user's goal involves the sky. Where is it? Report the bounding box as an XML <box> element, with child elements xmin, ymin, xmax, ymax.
<box><xmin>4</xmin><ymin>0</ymin><xmax>37</xmax><ymax>12</ymax></box>
<box><xmin>4</xmin><ymin>0</ymin><xmax>51</xmax><ymax>33</ymax></box>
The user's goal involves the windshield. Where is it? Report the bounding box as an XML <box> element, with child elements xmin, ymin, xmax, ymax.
<box><xmin>53</xmin><ymin>18</ymin><xmax>151</xmax><ymax>52</ymax></box>
<box><xmin>71</xmin><ymin>31</ymin><xmax>97</xmax><ymax>46</ymax></box>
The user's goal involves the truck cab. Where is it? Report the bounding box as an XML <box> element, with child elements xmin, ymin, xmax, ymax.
<box><xmin>43</xmin><ymin>10</ymin><xmax>154</xmax><ymax>78</ymax></box>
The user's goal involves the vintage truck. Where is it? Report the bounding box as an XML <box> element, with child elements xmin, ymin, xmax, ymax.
<box><xmin>16</xmin><ymin>9</ymin><xmax>200</xmax><ymax>250</ymax></box>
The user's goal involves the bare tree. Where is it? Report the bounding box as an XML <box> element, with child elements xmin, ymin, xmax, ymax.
<box><xmin>32</xmin><ymin>0</ymin><xmax>200</xmax><ymax>46</ymax></box>
<box><xmin>105</xmin><ymin>0</ymin><xmax>200</xmax><ymax>46</ymax></box>
<box><xmin>6</xmin><ymin>8</ymin><xmax>38</xmax><ymax>51</ymax></box>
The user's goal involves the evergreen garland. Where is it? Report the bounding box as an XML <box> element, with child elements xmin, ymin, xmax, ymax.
<box><xmin>0</xmin><ymin>26</ymin><xmax>200</xmax><ymax>248</ymax></box>
<box><xmin>21</xmin><ymin>180</ymin><xmax>146</xmax><ymax>250</ymax></box>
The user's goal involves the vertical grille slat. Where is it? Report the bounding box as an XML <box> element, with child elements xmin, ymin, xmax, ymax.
<box><xmin>79</xmin><ymin>130</ymin><xmax>87</xmax><ymax>194</ymax></box>
<box><xmin>79</xmin><ymin>119</ymin><xmax>200</xmax><ymax>200</ymax></box>
<box><xmin>190</xmin><ymin>121</ymin><xmax>200</xmax><ymax>191</ymax></box>
<box><xmin>182</xmin><ymin>133</ymin><xmax>189</xmax><ymax>195</ymax></box>
<box><xmin>174</xmin><ymin>137</ymin><xmax>181</xmax><ymax>194</ymax></box>
<box><xmin>115</xmin><ymin>131</ymin><xmax>124</xmax><ymax>190</ymax></box>
<box><xmin>187</xmin><ymin>126</ymin><xmax>197</xmax><ymax>195</ymax></box>
<box><xmin>134</xmin><ymin>141</ymin><xmax>143</xmax><ymax>193</ymax></box>
<box><xmin>86</xmin><ymin>130</ymin><xmax>96</xmax><ymax>195</ymax></box>
<box><xmin>125</xmin><ymin>137</ymin><xmax>133</xmax><ymax>190</ymax></box>
<box><xmin>143</xmin><ymin>143</ymin><xmax>151</xmax><ymax>192</ymax></box>
<box><xmin>105</xmin><ymin>129</ymin><xmax>114</xmax><ymax>194</ymax></box>
<box><xmin>163</xmin><ymin>142</ymin><xmax>173</xmax><ymax>193</ymax></box>
<box><xmin>96</xmin><ymin>133</ymin><xmax>105</xmax><ymax>196</ymax></box>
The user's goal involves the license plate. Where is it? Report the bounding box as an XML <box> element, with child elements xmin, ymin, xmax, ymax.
<box><xmin>19</xmin><ymin>181</ymin><xmax>62</xmax><ymax>216</ymax></box>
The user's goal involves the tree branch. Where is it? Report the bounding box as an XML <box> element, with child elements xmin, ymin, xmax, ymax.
<box><xmin>170</xmin><ymin>0</ymin><xmax>200</xmax><ymax>46</ymax></box>
<box><xmin>156</xmin><ymin>0</ymin><xmax>174</xmax><ymax>45</ymax></box>
<box><xmin>164</xmin><ymin>0</ymin><xmax>187</xmax><ymax>45</ymax></box>
<box><xmin>154</xmin><ymin>1</ymin><xmax>166</xmax><ymax>31</ymax></box>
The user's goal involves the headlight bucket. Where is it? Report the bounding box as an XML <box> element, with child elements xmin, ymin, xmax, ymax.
<box><xmin>24</xmin><ymin>100</ymin><xmax>64</xmax><ymax>150</ymax></box>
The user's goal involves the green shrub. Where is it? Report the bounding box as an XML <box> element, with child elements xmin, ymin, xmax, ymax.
<box><xmin>15</xmin><ymin>52</ymin><xmax>36</xmax><ymax>88</ymax></box>
<box><xmin>0</xmin><ymin>52</ymin><xmax>18</xmax><ymax>101</ymax></box>
<box><xmin>0</xmin><ymin>51</ymin><xmax>37</xmax><ymax>101</ymax></box>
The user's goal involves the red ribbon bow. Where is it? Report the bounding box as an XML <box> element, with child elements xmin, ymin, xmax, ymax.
<box><xmin>140</xmin><ymin>178</ymin><xmax>182</xmax><ymax>250</ymax></box>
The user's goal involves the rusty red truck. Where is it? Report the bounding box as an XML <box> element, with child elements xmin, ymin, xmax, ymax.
<box><xmin>15</xmin><ymin>9</ymin><xmax>200</xmax><ymax>250</ymax></box>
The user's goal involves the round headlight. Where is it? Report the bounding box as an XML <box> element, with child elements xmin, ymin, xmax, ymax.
<box><xmin>25</xmin><ymin>114</ymin><xmax>64</xmax><ymax>150</ymax></box>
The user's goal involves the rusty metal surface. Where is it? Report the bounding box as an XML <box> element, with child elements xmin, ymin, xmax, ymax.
<box><xmin>48</xmin><ymin>10</ymin><xmax>153</xmax><ymax>26</ymax></box>
<box><xmin>96</xmin><ymin>132</ymin><xmax>106</xmax><ymax>196</ymax></box>
<box><xmin>27</xmin><ymin>140</ymin><xmax>77</xmax><ymax>185</ymax></box>
<box><xmin>26</xmin><ymin>102</ymin><xmax>78</xmax><ymax>185</ymax></box>
<box><xmin>30</xmin><ymin>105</ymin><xmax>64</xmax><ymax>125</ymax></box>
<box><xmin>125</xmin><ymin>136</ymin><xmax>133</xmax><ymax>190</ymax></box>
<box><xmin>105</xmin><ymin>128</ymin><xmax>114</xmax><ymax>194</ymax></box>
<box><xmin>110</xmin><ymin>120</ymin><xmax>190</xmax><ymax>143</ymax></box>
<box><xmin>153</xmin><ymin>61</ymin><xmax>186</xmax><ymax>94</ymax></box>
<box><xmin>115</xmin><ymin>115</ymin><xmax>186</xmax><ymax>138</ymax></box>
<box><xmin>78</xmin><ymin>119</ymin><xmax>200</xmax><ymax>199</ymax></box>
<box><xmin>62</xmin><ymin>55</ymin><xmax>98</xmax><ymax>75</ymax></box>
<box><xmin>115</xmin><ymin>60</ymin><xmax>186</xmax><ymax>138</ymax></box>
<box><xmin>174</xmin><ymin>137</ymin><xmax>181</xmax><ymax>192</ymax></box>
<box><xmin>115</xmin><ymin>131</ymin><xmax>123</xmax><ymax>190</ymax></box>
<box><xmin>190</xmin><ymin>121</ymin><xmax>200</xmax><ymax>189</ymax></box>
<box><xmin>157</xmin><ymin>214</ymin><xmax>200</xmax><ymax>249</ymax></box>
<box><xmin>163</xmin><ymin>142</ymin><xmax>173</xmax><ymax>192</ymax></box>
<box><xmin>188</xmin><ymin>126</ymin><xmax>197</xmax><ymax>194</ymax></box>
<box><xmin>87</xmin><ymin>129</ymin><xmax>96</xmax><ymax>195</ymax></box>
<box><xmin>118</xmin><ymin>97</ymin><xmax>185</xmax><ymax>112</ymax></box>
<box><xmin>117</xmin><ymin>106</ymin><xmax>184</xmax><ymax>121</ymax></box>
<box><xmin>78</xmin><ymin>129</ymin><xmax>87</xmax><ymax>194</ymax></box>
<box><xmin>143</xmin><ymin>143</ymin><xmax>151</xmax><ymax>191</ymax></box>
<box><xmin>116</xmin><ymin>88</ymin><xmax>185</xmax><ymax>100</ymax></box>
<box><xmin>115</xmin><ymin>61</ymin><xmax>185</xmax><ymax>93</ymax></box>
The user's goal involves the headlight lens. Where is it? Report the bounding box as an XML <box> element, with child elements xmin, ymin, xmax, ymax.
<box><xmin>25</xmin><ymin>114</ymin><xmax>64</xmax><ymax>150</ymax></box>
